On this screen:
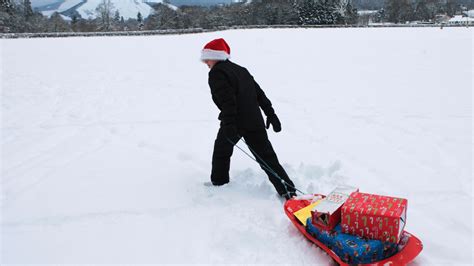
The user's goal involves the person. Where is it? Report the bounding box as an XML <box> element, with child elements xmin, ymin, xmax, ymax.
<box><xmin>201</xmin><ymin>38</ymin><xmax>297</xmax><ymax>200</ymax></box>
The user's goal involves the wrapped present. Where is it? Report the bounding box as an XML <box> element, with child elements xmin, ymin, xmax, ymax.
<box><xmin>311</xmin><ymin>186</ymin><xmax>359</xmax><ymax>230</ymax></box>
<box><xmin>341</xmin><ymin>192</ymin><xmax>407</xmax><ymax>243</ymax></box>
<box><xmin>306</xmin><ymin>218</ymin><xmax>399</xmax><ymax>264</ymax></box>
<box><xmin>293</xmin><ymin>195</ymin><xmax>323</xmax><ymax>226</ymax></box>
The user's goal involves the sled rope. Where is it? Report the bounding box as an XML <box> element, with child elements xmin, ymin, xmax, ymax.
<box><xmin>226</xmin><ymin>137</ymin><xmax>306</xmax><ymax>195</ymax></box>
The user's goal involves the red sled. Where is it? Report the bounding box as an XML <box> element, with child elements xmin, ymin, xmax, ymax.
<box><xmin>284</xmin><ymin>195</ymin><xmax>423</xmax><ymax>266</ymax></box>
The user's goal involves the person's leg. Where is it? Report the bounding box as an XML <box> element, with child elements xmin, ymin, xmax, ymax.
<box><xmin>211</xmin><ymin>127</ymin><xmax>237</xmax><ymax>185</ymax></box>
<box><xmin>243</xmin><ymin>129</ymin><xmax>296</xmax><ymax>196</ymax></box>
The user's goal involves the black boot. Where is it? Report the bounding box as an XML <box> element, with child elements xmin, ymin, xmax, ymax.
<box><xmin>280</xmin><ymin>191</ymin><xmax>297</xmax><ymax>200</ymax></box>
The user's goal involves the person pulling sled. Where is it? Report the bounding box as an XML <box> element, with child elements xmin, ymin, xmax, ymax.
<box><xmin>201</xmin><ymin>38</ymin><xmax>297</xmax><ymax>200</ymax></box>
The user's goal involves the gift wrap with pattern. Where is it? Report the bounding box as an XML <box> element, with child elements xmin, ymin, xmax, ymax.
<box><xmin>341</xmin><ymin>192</ymin><xmax>407</xmax><ymax>243</ymax></box>
<box><xmin>305</xmin><ymin>218</ymin><xmax>398</xmax><ymax>264</ymax></box>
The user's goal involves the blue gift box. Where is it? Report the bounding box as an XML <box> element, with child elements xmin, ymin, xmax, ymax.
<box><xmin>306</xmin><ymin>218</ymin><xmax>398</xmax><ymax>264</ymax></box>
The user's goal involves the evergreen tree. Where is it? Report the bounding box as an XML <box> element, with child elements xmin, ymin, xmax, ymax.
<box><xmin>1</xmin><ymin>0</ymin><xmax>13</xmax><ymax>15</ymax></box>
<box><xmin>312</xmin><ymin>0</ymin><xmax>343</xmax><ymax>25</ymax></box>
<box><xmin>386</xmin><ymin>0</ymin><xmax>414</xmax><ymax>23</ymax></box>
<box><xmin>9</xmin><ymin>0</ymin><xmax>48</xmax><ymax>32</ymax></box>
<box><xmin>111</xmin><ymin>10</ymin><xmax>120</xmax><ymax>30</ymax></box>
<box><xmin>71</xmin><ymin>15</ymin><xmax>78</xmax><ymax>31</ymax></box>
<box><xmin>343</xmin><ymin>0</ymin><xmax>358</xmax><ymax>24</ymax></box>
<box><xmin>248</xmin><ymin>0</ymin><xmax>298</xmax><ymax>25</ymax></box>
<box><xmin>114</xmin><ymin>10</ymin><xmax>120</xmax><ymax>22</ymax></box>
<box><xmin>296</xmin><ymin>0</ymin><xmax>353</xmax><ymax>25</ymax></box>
<box><xmin>0</xmin><ymin>0</ymin><xmax>14</xmax><ymax>32</ymax></box>
<box><xmin>414</xmin><ymin>0</ymin><xmax>439</xmax><ymax>21</ymax></box>
<box><xmin>119</xmin><ymin>16</ymin><xmax>125</xmax><ymax>30</ymax></box>
<box><xmin>297</xmin><ymin>0</ymin><xmax>319</xmax><ymax>25</ymax></box>
<box><xmin>374</xmin><ymin>8</ymin><xmax>386</xmax><ymax>23</ymax></box>
<box><xmin>23</xmin><ymin>0</ymin><xmax>33</xmax><ymax>20</ymax></box>
<box><xmin>445</xmin><ymin>0</ymin><xmax>457</xmax><ymax>16</ymax></box>
<box><xmin>137</xmin><ymin>12</ymin><xmax>144</xmax><ymax>30</ymax></box>
<box><xmin>179</xmin><ymin>5</ymin><xmax>211</xmax><ymax>28</ymax></box>
<box><xmin>137</xmin><ymin>12</ymin><xmax>143</xmax><ymax>23</ymax></box>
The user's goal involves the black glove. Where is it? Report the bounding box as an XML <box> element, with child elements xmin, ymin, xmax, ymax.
<box><xmin>222</xmin><ymin>124</ymin><xmax>240</xmax><ymax>143</ymax></box>
<box><xmin>266</xmin><ymin>114</ymin><xmax>281</xmax><ymax>132</ymax></box>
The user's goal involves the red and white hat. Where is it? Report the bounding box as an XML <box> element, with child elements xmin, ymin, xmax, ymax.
<box><xmin>201</xmin><ymin>38</ymin><xmax>231</xmax><ymax>61</ymax></box>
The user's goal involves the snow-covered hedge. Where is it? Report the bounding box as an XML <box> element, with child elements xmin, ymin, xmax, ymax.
<box><xmin>0</xmin><ymin>28</ymin><xmax>208</xmax><ymax>39</ymax></box>
<box><xmin>0</xmin><ymin>24</ymin><xmax>469</xmax><ymax>39</ymax></box>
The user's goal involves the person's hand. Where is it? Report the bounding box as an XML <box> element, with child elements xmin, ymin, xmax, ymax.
<box><xmin>223</xmin><ymin>124</ymin><xmax>240</xmax><ymax>143</ymax></box>
<box><xmin>266</xmin><ymin>114</ymin><xmax>281</xmax><ymax>132</ymax></box>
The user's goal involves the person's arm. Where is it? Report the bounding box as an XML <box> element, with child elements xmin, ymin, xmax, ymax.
<box><xmin>209</xmin><ymin>69</ymin><xmax>237</xmax><ymax>126</ymax></box>
<box><xmin>254</xmin><ymin>79</ymin><xmax>275</xmax><ymax>117</ymax></box>
<box><xmin>253</xmin><ymin>77</ymin><xmax>282</xmax><ymax>132</ymax></box>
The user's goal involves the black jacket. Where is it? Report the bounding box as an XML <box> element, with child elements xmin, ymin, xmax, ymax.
<box><xmin>208</xmin><ymin>60</ymin><xmax>275</xmax><ymax>130</ymax></box>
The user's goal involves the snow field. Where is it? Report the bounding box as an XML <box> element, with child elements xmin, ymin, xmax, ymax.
<box><xmin>1</xmin><ymin>27</ymin><xmax>473</xmax><ymax>264</ymax></box>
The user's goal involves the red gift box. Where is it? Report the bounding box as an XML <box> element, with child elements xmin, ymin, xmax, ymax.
<box><xmin>341</xmin><ymin>192</ymin><xmax>407</xmax><ymax>243</ymax></box>
<box><xmin>310</xmin><ymin>186</ymin><xmax>358</xmax><ymax>230</ymax></box>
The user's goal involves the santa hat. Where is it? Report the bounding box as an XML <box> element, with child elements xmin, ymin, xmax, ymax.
<box><xmin>201</xmin><ymin>38</ymin><xmax>231</xmax><ymax>61</ymax></box>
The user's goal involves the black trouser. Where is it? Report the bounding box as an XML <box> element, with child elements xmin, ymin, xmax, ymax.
<box><xmin>211</xmin><ymin>127</ymin><xmax>296</xmax><ymax>195</ymax></box>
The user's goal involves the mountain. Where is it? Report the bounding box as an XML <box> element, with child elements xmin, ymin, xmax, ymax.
<box><xmin>76</xmin><ymin>0</ymin><xmax>157</xmax><ymax>20</ymax></box>
<box><xmin>31</xmin><ymin>0</ymin><xmax>63</xmax><ymax>8</ymax></box>
<box><xmin>33</xmin><ymin>0</ymin><xmax>232</xmax><ymax>11</ymax></box>
<box><xmin>36</xmin><ymin>0</ymin><xmax>177</xmax><ymax>20</ymax></box>
<box><xmin>169</xmin><ymin>0</ymin><xmax>232</xmax><ymax>6</ymax></box>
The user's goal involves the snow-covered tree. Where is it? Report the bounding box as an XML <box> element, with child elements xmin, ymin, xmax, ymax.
<box><xmin>297</xmin><ymin>0</ymin><xmax>318</xmax><ymax>25</ymax></box>
<box><xmin>414</xmin><ymin>0</ymin><xmax>440</xmax><ymax>21</ymax></box>
<box><xmin>71</xmin><ymin>15</ymin><xmax>78</xmax><ymax>31</ymax></box>
<box><xmin>96</xmin><ymin>0</ymin><xmax>114</xmax><ymax>31</ymax></box>
<box><xmin>2</xmin><ymin>0</ymin><xmax>49</xmax><ymax>33</ymax></box>
<box><xmin>297</xmin><ymin>0</ymin><xmax>344</xmax><ymax>25</ymax></box>
<box><xmin>0</xmin><ymin>0</ymin><xmax>13</xmax><ymax>32</ymax></box>
<box><xmin>1</xmin><ymin>0</ymin><xmax>13</xmax><ymax>15</ymax></box>
<box><xmin>113</xmin><ymin>10</ymin><xmax>120</xmax><ymax>22</ymax></box>
<box><xmin>48</xmin><ymin>12</ymin><xmax>70</xmax><ymax>32</ymax></box>
<box><xmin>373</xmin><ymin>8</ymin><xmax>386</xmax><ymax>23</ymax></box>
<box><xmin>145</xmin><ymin>3</ymin><xmax>181</xmax><ymax>30</ymax></box>
<box><xmin>386</xmin><ymin>0</ymin><xmax>414</xmax><ymax>23</ymax></box>
<box><xmin>23</xmin><ymin>0</ymin><xmax>33</xmax><ymax>20</ymax></box>
<box><xmin>137</xmin><ymin>12</ymin><xmax>143</xmax><ymax>23</ymax></box>
<box><xmin>247</xmin><ymin>0</ymin><xmax>298</xmax><ymax>25</ymax></box>
<box><xmin>346</xmin><ymin>1</ymin><xmax>358</xmax><ymax>24</ymax></box>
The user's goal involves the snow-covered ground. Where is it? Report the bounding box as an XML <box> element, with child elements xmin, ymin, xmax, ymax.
<box><xmin>1</xmin><ymin>28</ymin><xmax>472</xmax><ymax>264</ymax></box>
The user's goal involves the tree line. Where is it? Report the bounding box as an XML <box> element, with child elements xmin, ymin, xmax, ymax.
<box><xmin>1</xmin><ymin>0</ymin><xmax>472</xmax><ymax>33</ymax></box>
